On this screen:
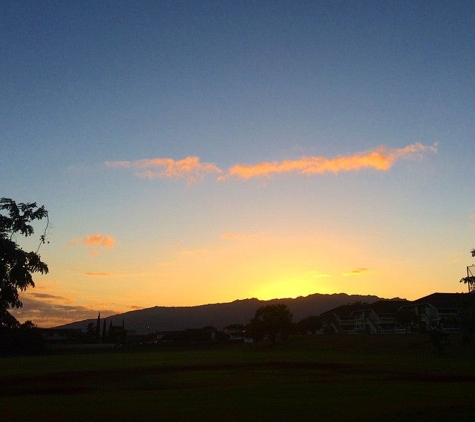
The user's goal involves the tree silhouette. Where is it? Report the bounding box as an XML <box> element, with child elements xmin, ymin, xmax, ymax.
<box><xmin>102</xmin><ymin>318</ymin><xmax>107</xmax><ymax>341</ymax></box>
<box><xmin>247</xmin><ymin>304</ymin><xmax>293</xmax><ymax>345</ymax></box>
<box><xmin>460</xmin><ymin>249</ymin><xmax>475</xmax><ymax>292</ymax></box>
<box><xmin>460</xmin><ymin>276</ymin><xmax>475</xmax><ymax>292</ymax></box>
<box><xmin>0</xmin><ymin>198</ymin><xmax>49</xmax><ymax>328</ymax></box>
<box><xmin>86</xmin><ymin>322</ymin><xmax>96</xmax><ymax>342</ymax></box>
<box><xmin>395</xmin><ymin>309</ymin><xmax>418</xmax><ymax>333</ymax></box>
<box><xmin>297</xmin><ymin>315</ymin><xmax>323</xmax><ymax>334</ymax></box>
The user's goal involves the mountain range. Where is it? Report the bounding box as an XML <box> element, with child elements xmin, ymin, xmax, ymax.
<box><xmin>57</xmin><ymin>293</ymin><xmax>394</xmax><ymax>335</ymax></box>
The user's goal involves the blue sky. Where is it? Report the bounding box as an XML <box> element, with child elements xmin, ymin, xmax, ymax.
<box><xmin>2</xmin><ymin>1</ymin><xmax>474</xmax><ymax>327</ymax></box>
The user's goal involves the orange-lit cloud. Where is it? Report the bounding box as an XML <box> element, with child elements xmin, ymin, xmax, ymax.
<box><xmin>342</xmin><ymin>268</ymin><xmax>369</xmax><ymax>277</ymax></box>
<box><xmin>70</xmin><ymin>233</ymin><xmax>115</xmax><ymax>247</ymax></box>
<box><xmin>105</xmin><ymin>143</ymin><xmax>436</xmax><ymax>183</ymax></box>
<box><xmin>84</xmin><ymin>233</ymin><xmax>115</xmax><ymax>248</ymax></box>
<box><xmin>84</xmin><ymin>272</ymin><xmax>116</xmax><ymax>277</ymax></box>
<box><xmin>221</xmin><ymin>143</ymin><xmax>437</xmax><ymax>180</ymax></box>
<box><xmin>105</xmin><ymin>156</ymin><xmax>222</xmax><ymax>183</ymax></box>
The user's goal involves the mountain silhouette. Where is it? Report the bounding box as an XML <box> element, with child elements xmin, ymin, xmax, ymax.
<box><xmin>57</xmin><ymin>293</ymin><xmax>389</xmax><ymax>334</ymax></box>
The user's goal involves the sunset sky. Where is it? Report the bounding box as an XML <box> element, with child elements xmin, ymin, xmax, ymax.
<box><xmin>2</xmin><ymin>1</ymin><xmax>474</xmax><ymax>327</ymax></box>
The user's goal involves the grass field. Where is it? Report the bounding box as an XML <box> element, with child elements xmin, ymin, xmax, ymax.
<box><xmin>1</xmin><ymin>334</ymin><xmax>474</xmax><ymax>421</ymax></box>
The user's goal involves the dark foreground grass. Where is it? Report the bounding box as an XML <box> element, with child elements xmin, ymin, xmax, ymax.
<box><xmin>1</xmin><ymin>334</ymin><xmax>474</xmax><ymax>421</ymax></box>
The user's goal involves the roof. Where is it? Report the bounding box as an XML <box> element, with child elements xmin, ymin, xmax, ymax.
<box><xmin>321</xmin><ymin>300</ymin><xmax>408</xmax><ymax>318</ymax></box>
<box><xmin>413</xmin><ymin>292</ymin><xmax>473</xmax><ymax>309</ymax></box>
<box><xmin>363</xmin><ymin>300</ymin><xmax>409</xmax><ymax>314</ymax></box>
<box><xmin>319</xmin><ymin>293</ymin><xmax>475</xmax><ymax>318</ymax></box>
<box><xmin>319</xmin><ymin>302</ymin><xmax>372</xmax><ymax>318</ymax></box>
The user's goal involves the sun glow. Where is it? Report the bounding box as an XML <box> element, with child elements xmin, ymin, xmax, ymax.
<box><xmin>252</xmin><ymin>272</ymin><xmax>330</xmax><ymax>301</ymax></box>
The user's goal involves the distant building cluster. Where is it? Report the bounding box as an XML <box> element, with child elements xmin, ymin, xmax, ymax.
<box><xmin>319</xmin><ymin>292</ymin><xmax>475</xmax><ymax>335</ymax></box>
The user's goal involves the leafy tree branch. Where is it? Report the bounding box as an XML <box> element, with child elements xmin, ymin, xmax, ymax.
<box><xmin>0</xmin><ymin>197</ymin><xmax>49</xmax><ymax>328</ymax></box>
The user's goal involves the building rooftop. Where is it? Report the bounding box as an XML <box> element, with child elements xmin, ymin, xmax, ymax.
<box><xmin>413</xmin><ymin>292</ymin><xmax>473</xmax><ymax>309</ymax></box>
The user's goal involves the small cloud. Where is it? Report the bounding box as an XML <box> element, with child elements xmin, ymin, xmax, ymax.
<box><xmin>342</xmin><ymin>268</ymin><xmax>369</xmax><ymax>277</ymax></box>
<box><xmin>221</xmin><ymin>232</ymin><xmax>238</xmax><ymax>240</ymax></box>
<box><xmin>220</xmin><ymin>143</ymin><xmax>437</xmax><ymax>180</ymax></box>
<box><xmin>105</xmin><ymin>156</ymin><xmax>222</xmax><ymax>184</ymax></box>
<box><xmin>84</xmin><ymin>233</ymin><xmax>115</xmax><ymax>248</ymax></box>
<box><xmin>69</xmin><ymin>233</ymin><xmax>116</xmax><ymax>256</ymax></box>
<box><xmin>84</xmin><ymin>272</ymin><xmax>115</xmax><ymax>277</ymax></box>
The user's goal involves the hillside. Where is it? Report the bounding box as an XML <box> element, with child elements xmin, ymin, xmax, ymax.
<box><xmin>57</xmin><ymin>293</ymin><xmax>387</xmax><ymax>334</ymax></box>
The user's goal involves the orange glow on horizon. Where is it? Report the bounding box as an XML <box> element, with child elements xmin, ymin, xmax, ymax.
<box><xmin>251</xmin><ymin>270</ymin><xmax>335</xmax><ymax>301</ymax></box>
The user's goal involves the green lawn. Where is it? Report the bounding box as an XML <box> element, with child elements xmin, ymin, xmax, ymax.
<box><xmin>1</xmin><ymin>334</ymin><xmax>474</xmax><ymax>421</ymax></box>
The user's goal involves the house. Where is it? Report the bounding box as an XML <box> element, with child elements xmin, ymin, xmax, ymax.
<box><xmin>41</xmin><ymin>328</ymin><xmax>84</xmax><ymax>346</ymax></box>
<box><xmin>401</xmin><ymin>292</ymin><xmax>474</xmax><ymax>333</ymax></box>
<box><xmin>320</xmin><ymin>300</ymin><xmax>409</xmax><ymax>334</ymax></box>
<box><xmin>353</xmin><ymin>300</ymin><xmax>410</xmax><ymax>334</ymax></box>
<box><xmin>223</xmin><ymin>327</ymin><xmax>245</xmax><ymax>342</ymax></box>
<box><xmin>151</xmin><ymin>327</ymin><xmax>219</xmax><ymax>346</ymax></box>
<box><xmin>320</xmin><ymin>292</ymin><xmax>475</xmax><ymax>334</ymax></box>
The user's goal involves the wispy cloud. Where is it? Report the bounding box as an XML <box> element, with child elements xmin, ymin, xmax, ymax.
<box><xmin>12</xmin><ymin>292</ymin><xmax>144</xmax><ymax>328</ymax></box>
<box><xmin>11</xmin><ymin>295</ymin><xmax>109</xmax><ymax>327</ymax></box>
<box><xmin>221</xmin><ymin>143</ymin><xmax>438</xmax><ymax>180</ymax></box>
<box><xmin>342</xmin><ymin>268</ymin><xmax>369</xmax><ymax>277</ymax></box>
<box><xmin>105</xmin><ymin>156</ymin><xmax>222</xmax><ymax>184</ymax></box>
<box><xmin>130</xmin><ymin>305</ymin><xmax>143</xmax><ymax>310</ymax></box>
<box><xmin>104</xmin><ymin>143</ymin><xmax>437</xmax><ymax>183</ymax></box>
<box><xmin>84</xmin><ymin>272</ymin><xmax>116</xmax><ymax>277</ymax></box>
<box><xmin>27</xmin><ymin>292</ymin><xmax>73</xmax><ymax>303</ymax></box>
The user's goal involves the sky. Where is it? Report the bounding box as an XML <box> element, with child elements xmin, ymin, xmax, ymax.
<box><xmin>2</xmin><ymin>0</ymin><xmax>474</xmax><ymax>327</ymax></box>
